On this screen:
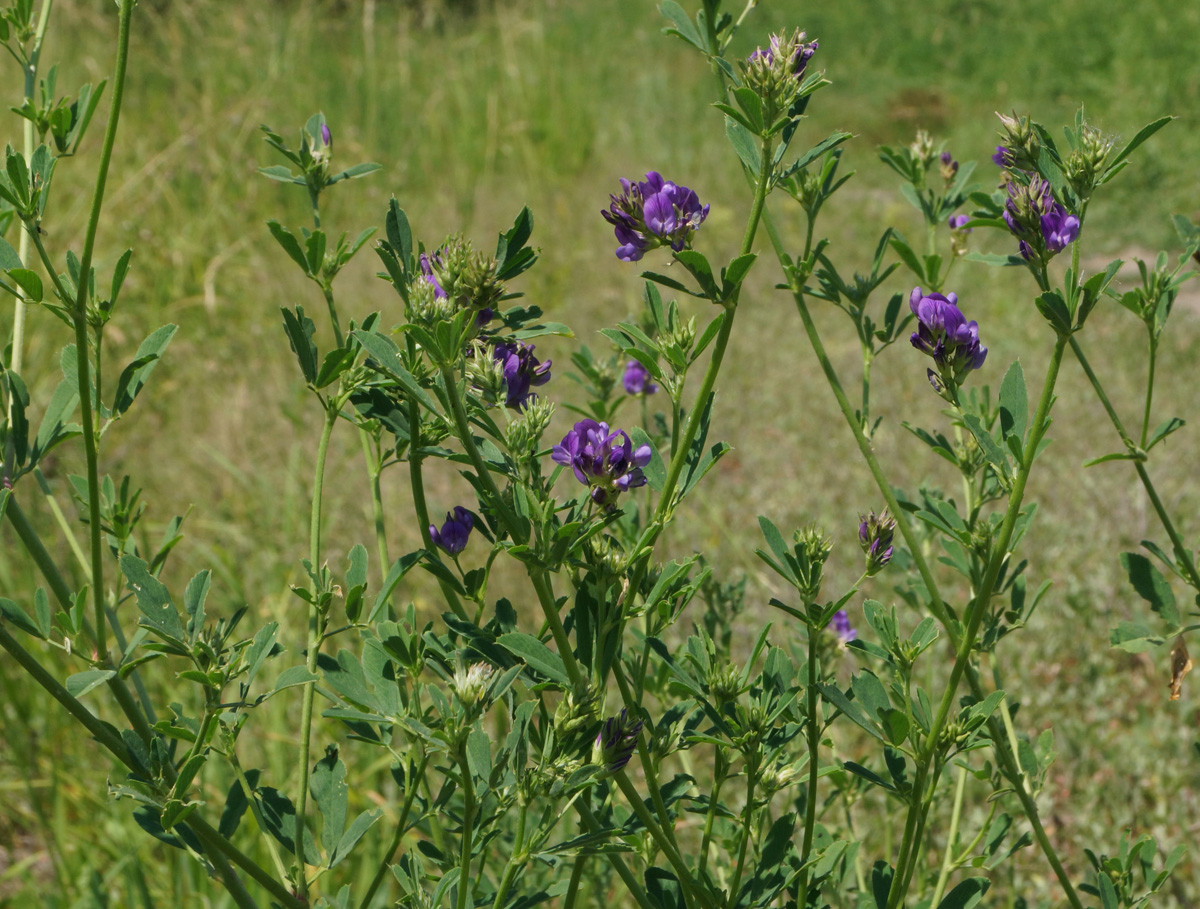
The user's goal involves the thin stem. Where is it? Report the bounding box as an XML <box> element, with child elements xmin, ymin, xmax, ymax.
<box><xmin>612</xmin><ymin>662</ymin><xmax>679</xmax><ymax>851</ymax></box>
<box><xmin>9</xmin><ymin>0</ymin><xmax>53</xmax><ymax>376</ymax></box>
<box><xmin>294</xmin><ymin>403</ymin><xmax>338</xmax><ymax>898</ymax></box>
<box><xmin>613</xmin><ymin>771</ymin><xmax>711</xmax><ymax>909</ymax></box>
<box><xmin>200</xmin><ymin>846</ymin><xmax>261</xmax><ymax>909</ymax></box>
<box><xmin>697</xmin><ymin>759</ymin><xmax>725</xmax><ymax>878</ymax></box>
<box><xmin>726</xmin><ymin>758</ymin><xmax>758</xmax><ymax>908</ymax></box>
<box><xmin>1140</xmin><ymin>334</ymin><xmax>1156</xmax><ymax>449</ymax></box>
<box><xmin>186</xmin><ymin>815</ymin><xmax>307</xmax><ymax>909</ymax></box>
<box><xmin>321</xmin><ymin>282</ymin><xmax>345</xmax><ymax>349</ymax></box>
<box><xmin>359</xmin><ymin>753</ymin><xmax>425</xmax><ymax>909</ymax></box>
<box><xmin>490</xmin><ymin>798</ymin><xmax>528</xmax><ymax>909</ymax></box>
<box><xmin>455</xmin><ymin>748</ymin><xmax>477</xmax><ymax>909</ymax></box>
<box><xmin>574</xmin><ymin>799</ymin><xmax>656</xmax><ymax>909</ymax></box>
<box><xmin>407</xmin><ymin>396</ymin><xmax>469</xmax><ymax>621</ymax></box>
<box><xmin>797</xmin><ymin>624</ymin><xmax>821</xmax><ymax>898</ymax></box>
<box><xmin>929</xmin><ymin>763</ymin><xmax>968</xmax><ymax>907</ymax></box>
<box><xmin>1069</xmin><ymin>337</ymin><xmax>1200</xmax><ymax>591</ymax></box>
<box><xmin>358</xmin><ymin>427</ymin><xmax>390</xmax><ymax>585</ymax></box>
<box><xmin>34</xmin><ymin>467</ymin><xmax>90</xmax><ymax>575</ymax></box>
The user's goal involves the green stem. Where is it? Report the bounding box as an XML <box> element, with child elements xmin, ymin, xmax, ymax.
<box><xmin>697</xmin><ymin>761</ymin><xmax>725</xmax><ymax>878</ymax></box>
<box><xmin>797</xmin><ymin>623</ymin><xmax>821</xmax><ymax>898</ymax></box>
<box><xmin>886</xmin><ymin>334</ymin><xmax>1069</xmax><ymax>909</ymax></box>
<box><xmin>9</xmin><ymin>0</ymin><xmax>53</xmax><ymax>376</ymax></box>
<box><xmin>1068</xmin><ymin>337</ymin><xmax>1200</xmax><ymax>591</ymax></box>
<box><xmin>358</xmin><ymin>427</ymin><xmax>390</xmax><ymax>586</ymax></box>
<box><xmin>321</xmin><ymin>282</ymin><xmax>344</xmax><ymax>349</ymax></box>
<box><xmin>929</xmin><ymin>764</ymin><xmax>968</xmax><ymax>907</ymax></box>
<box><xmin>613</xmin><ymin>662</ymin><xmax>679</xmax><ymax>849</ymax></box>
<box><xmin>490</xmin><ymin>798</ymin><xmax>528</xmax><ymax>909</ymax></box>
<box><xmin>359</xmin><ymin>753</ymin><xmax>425</xmax><ymax>909</ymax></box>
<box><xmin>613</xmin><ymin>771</ymin><xmax>712</xmax><ymax>909</ymax></box>
<box><xmin>294</xmin><ymin>403</ymin><xmax>337</xmax><ymax>898</ymax></box>
<box><xmin>407</xmin><ymin>397</ymin><xmax>469</xmax><ymax>621</ymax></box>
<box><xmin>725</xmin><ymin>757</ymin><xmax>758</xmax><ymax>909</ymax></box>
<box><xmin>226</xmin><ymin>742</ymin><xmax>292</xmax><ymax>888</ymax></box>
<box><xmin>34</xmin><ymin>466</ymin><xmax>90</xmax><ymax>575</ymax></box>
<box><xmin>1140</xmin><ymin>334</ymin><xmax>1156</xmax><ymax>449</ymax></box>
<box><xmin>456</xmin><ymin>748</ymin><xmax>477</xmax><ymax>909</ymax></box>
<box><xmin>186</xmin><ymin>814</ymin><xmax>306</xmax><ymax>909</ymax></box>
<box><xmin>0</xmin><ymin>621</ymin><xmax>131</xmax><ymax>764</ymax></box>
<box><xmin>574</xmin><ymin>799</ymin><xmax>656</xmax><ymax>909</ymax></box>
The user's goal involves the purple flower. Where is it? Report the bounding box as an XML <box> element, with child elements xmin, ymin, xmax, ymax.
<box><xmin>992</xmin><ymin>145</ymin><xmax>1013</xmax><ymax>167</ymax></box>
<box><xmin>429</xmin><ymin>506</ymin><xmax>474</xmax><ymax>556</ymax></box>
<box><xmin>1004</xmin><ymin>178</ymin><xmax>1079</xmax><ymax>261</ymax></box>
<box><xmin>320</xmin><ymin>123</ymin><xmax>332</xmax><ymax>147</ymax></box>
<box><xmin>420</xmin><ymin>251</ymin><xmax>447</xmax><ymax>299</ymax></box>
<box><xmin>909</xmin><ymin>287</ymin><xmax>987</xmax><ymax>382</ymax></box>
<box><xmin>602</xmin><ymin>172</ymin><xmax>709</xmax><ymax>262</ymax></box>
<box><xmin>552</xmin><ymin>419</ymin><xmax>652</xmax><ymax>510</ymax></box>
<box><xmin>492</xmin><ymin>340</ymin><xmax>551</xmax><ymax>410</ymax></box>
<box><xmin>622</xmin><ymin>360</ymin><xmax>659</xmax><ymax>396</ymax></box>
<box><xmin>828</xmin><ymin>610</ymin><xmax>857</xmax><ymax>645</ymax></box>
<box><xmin>1040</xmin><ymin>206</ymin><xmax>1080</xmax><ymax>254</ymax></box>
<box><xmin>858</xmin><ymin>509</ymin><xmax>896</xmax><ymax>576</ymax></box>
<box><xmin>948</xmin><ymin>214</ymin><xmax>970</xmax><ymax>231</ymax></box>
<box><xmin>593</xmin><ymin>709</ymin><xmax>644</xmax><ymax>775</ymax></box>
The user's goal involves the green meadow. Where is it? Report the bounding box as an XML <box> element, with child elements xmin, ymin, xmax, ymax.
<box><xmin>1</xmin><ymin>0</ymin><xmax>1198</xmax><ymax>904</ymax></box>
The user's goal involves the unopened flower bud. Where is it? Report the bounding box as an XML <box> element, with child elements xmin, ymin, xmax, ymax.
<box><xmin>858</xmin><ymin>509</ymin><xmax>896</xmax><ymax>575</ymax></box>
<box><xmin>593</xmin><ymin>709</ymin><xmax>644</xmax><ymax>776</ymax></box>
<box><xmin>452</xmin><ymin>660</ymin><xmax>494</xmax><ymax>708</ymax></box>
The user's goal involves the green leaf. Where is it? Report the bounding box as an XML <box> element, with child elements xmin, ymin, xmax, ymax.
<box><xmin>1097</xmin><ymin>873</ymin><xmax>1119</xmax><ymax>909</ymax></box>
<box><xmin>1106</xmin><ymin>116</ymin><xmax>1173</xmax><ymax>175</ymax></box>
<box><xmin>497</xmin><ymin>632</ymin><xmax>570</xmax><ymax>685</ymax></box>
<box><xmin>330</xmin><ymin>161</ymin><xmax>382</xmax><ymax>183</ymax></box>
<box><xmin>659</xmin><ymin>0</ymin><xmax>704</xmax><ymax>50</ymax></box>
<box><xmin>314</xmin><ymin>346</ymin><xmax>356</xmax><ymax>389</ymax></box>
<box><xmin>258</xmin><ymin>164</ymin><xmax>303</xmax><ymax>185</ymax></box>
<box><xmin>310</xmin><ymin>747</ymin><xmax>348</xmax><ymax>861</ymax></box>
<box><xmin>0</xmin><ymin>234</ymin><xmax>22</xmax><ymax>269</ymax></box>
<box><xmin>936</xmin><ymin>877</ymin><xmax>990</xmax><ymax>909</ymax></box>
<box><xmin>352</xmin><ymin>329</ymin><xmax>440</xmax><ymax>414</ymax></box>
<box><xmin>305</xmin><ymin>229</ymin><xmax>327</xmax><ymax>276</ymax></box>
<box><xmin>998</xmin><ymin>361</ymin><xmax>1027</xmax><ymax>450</ymax></box>
<box><xmin>724</xmin><ymin>116</ymin><xmax>760</xmax><ymax>173</ymax></box>
<box><xmin>120</xmin><ymin>554</ymin><xmax>185</xmax><ymax>643</ymax></box>
<box><xmin>281</xmin><ymin>306</ymin><xmax>319</xmax><ymax>384</ymax></box>
<box><xmin>259</xmin><ymin>787</ymin><xmax>319</xmax><ymax>860</ymax></box>
<box><xmin>1034</xmin><ymin>290</ymin><xmax>1071</xmax><ymax>334</ymax></box>
<box><xmin>330</xmin><ymin>809</ymin><xmax>382</xmax><ymax>868</ymax></box>
<box><xmin>1109</xmin><ymin>620</ymin><xmax>1162</xmax><ymax>653</ymax></box>
<box><xmin>267</xmin><ymin>220</ymin><xmax>310</xmax><ymax>274</ymax></box>
<box><xmin>65</xmin><ymin>668</ymin><xmax>116</xmax><ymax>697</ymax></box>
<box><xmin>274</xmin><ymin>665</ymin><xmax>320</xmax><ymax>691</ymax></box>
<box><xmin>0</xmin><ymin>598</ymin><xmax>43</xmax><ymax>638</ymax></box>
<box><xmin>1146</xmin><ymin>416</ymin><xmax>1185</xmax><ymax>450</ymax></box>
<box><xmin>112</xmin><ymin>324</ymin><xmax>177</xmax><ymax>416</ymax></box>
<box><xmin>1120</xmin><ymin>552</ymin><xmax>1179</xmax><ymax>627</ymax></box>
<box><xmin>963</xmin><ymin>414</ymin><xmax>1010</xmax><ymax>479</ymax></box>
<box><xmin>7</xmin><ymin>267</ymin><xmax>42</xmax><ymax>302</ymax></box>
<box><xmin>32</xmin><ymin>377</ymin><xmax>79</xmax><ymax>463</ymax></box>
<box><xmin>467</xmin><ymin>727</ymin><xmax>491</xmax><ymax>787</ymax></box>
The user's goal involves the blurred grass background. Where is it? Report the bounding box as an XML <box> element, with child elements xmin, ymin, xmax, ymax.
<box><xmin>1</xmin><ymin>0</ymin><xmax>1199</xmax><ymax>904</ymax></box>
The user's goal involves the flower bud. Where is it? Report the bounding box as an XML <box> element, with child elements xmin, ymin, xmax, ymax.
<box><xmin>593</xmin><ymin>709</ymin><xmax>644</xmax><ymax>776</ymax></box>
<box><xmin>452</xmin><ymin>660</ymin><xmax>494</xmax><ymax>709</ymax></box>
<box><xmin>858</xmin><ymin>509</ymin><xmax>896</xmax><ymax>576</ymax></box>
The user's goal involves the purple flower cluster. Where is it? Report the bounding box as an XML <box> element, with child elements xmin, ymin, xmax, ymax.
<box><xmin>1003</xmin><ymin>178</ymin><xmax>1079</xmax><ymax>261</ymax></box>
<box><xmin>430</xmin><ymin>506</ymin><xmax>474</xmax><ymax>556</ymax></box>
<box><xmin>991</xmin><ymin>145</ymin><xmax>1013</xmax><ymax>167</ymax></box>
<box><xmin>492</xmin><ymin>340</ymin><xmax>551</xmax><ymax>410</ymax></box>
<box><xmin>602</xmin><ymin>172</ymin><xmax>709</xmax><ymax>262</ymax></box>
<box><xmin>828</xmin><ymin>609</ymin><xmax>857</xmax><ymax>645</ymax></box>
<box><xmin>858</xmin><ymin>509</ymin><xmax>896</xmax><ymax>576</ymax></box>
<box><xmin>593</xmin><ymin>709</ymin><xmax>644</xmax><ymax>775</ymax></box>
<box><xmin>622</xmin><ymin>360</ymin><xmax>658</xmax><ymax>396</ymax></box>
<box><xmin>948</xmin><ymin>214</ymin><xmax>970</xmax><ymax>231</ymax></box>
<box><xmin>748</xmin><ymin>30</ymin><xmax>819</xmax><ymax>77</ymax></box>
<box><xmin>909</xmin><ymin>287</ymin><xmax>987</xmax><ymax>387</ymax></box>
<box><xmin>552</xmin><ymin>419</ymin><xmax>652</xmax><ymax>509</ymax></box>
<box><xmin>420</xmin><ymin>251</ymin><xmax>447</xmax><ymax>299</ymax></box>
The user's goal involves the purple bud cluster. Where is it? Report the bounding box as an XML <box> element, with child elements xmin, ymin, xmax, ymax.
<box><xmin>828</xmin><ymin>609</ymin><xmax>857</xmax><ymax>645</ymax></box>
<box><xmin>602</xmin><ymin>172</ymin><xmax>709</xmax><ymax>262</ymax></box>
<box><xmin>552</xmin><ymin>419</ymin><xmax>652</xmax><ymax>510</ymax></box>
<box><xmin>594</xmin><ymin>709</ymin><xmax>644</xmax><ymax>775</ymax></box>
<box><xmin>858</xmin><ymin>509</ymin><xmax>896</xmax><ymax>576</ymax></box>
<box><xmin>622</xmin><ymin>360</ymin><xmax>658</xmax><ymax>396</ymax></box>
<box><xmin>1003</xmin><ymin>178</ymin><xmax>1080</xmax><ymax>261</ymax></box>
